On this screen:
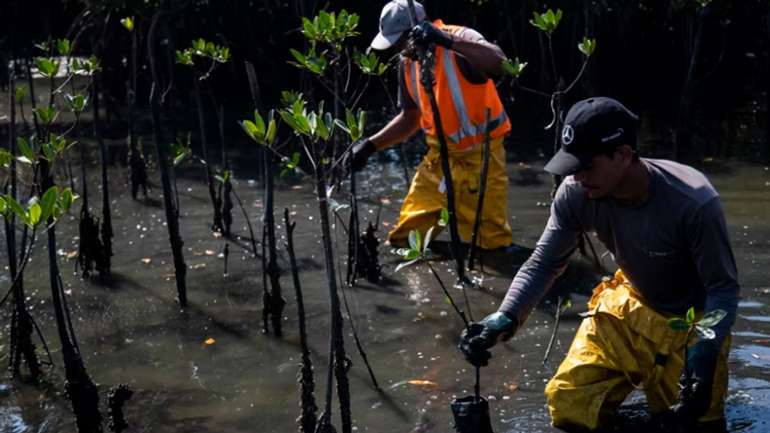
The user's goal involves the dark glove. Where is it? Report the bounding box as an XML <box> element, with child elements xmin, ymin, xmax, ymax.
<box><xmin>347</xmin><ymin>137</ymin><xmax>376</xmax><ymax>173</ymax></box>
<box><xmin>458</xmin><ymin>311</ymin><xmax>516</xmax><ymax>367</ymax></box>
<box><xmin>410</xmin><ymin>21</ymin><xmax>454</xmax><ymax>49</ymax></box>
<box><xmin>665</xmin><ymin>340</ymin><xmax>720</xmax><ymax>429</ymax></box>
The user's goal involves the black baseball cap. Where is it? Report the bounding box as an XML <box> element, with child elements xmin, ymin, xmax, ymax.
<box><xmin>544</xmin><ymin>97</ymin><xmax>639</xmax><ymax>176</ymax></box>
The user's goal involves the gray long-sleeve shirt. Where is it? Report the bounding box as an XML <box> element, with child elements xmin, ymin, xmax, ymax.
<box><xmin>499</xmin><ymin>159</ymin><xmax>740</xmax><ymax>346</ymax></box>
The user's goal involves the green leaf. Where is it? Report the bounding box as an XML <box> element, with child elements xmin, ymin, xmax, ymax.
<box><xmin>697</xmin><ymin>309</ymin><xmax>727</xmax><ymax>329</ymax></box>
<box><xmin>395</xmin><ymin>258</ymin><xmax>420</xmax><ymax>273</ymax></box>
<box><xmin>121</xmin><ymin>16</ymin><xmax>135</xmax><ymax>32</ymax></box>
<box><xmin>17</xmin><ymin>137</ymin><xmax>35</xmax><ymax>162</ymax></box>
<box><xmin>59</xmin><ymin>188</ymin><xmax>75</xmax><ymax>213</ymax></box>
<box><xmin>15</xmin><ymin>85</ymin><xmax>27</xmax><ymax>103</ymax></box>
<box><xmin>240</xmin><ymin>120</ymin><xmax>259</xmax><ymax>142</ymax></box>
<box><xmin>423</xmin><ymin>226</ymin><xmax>435</xmax><ymax>254</ymax></box>
<box><xmin>439</xmin><ymin>208</ymin><xmax>450</xmax><ymax>227</ymax></box>
<box><xmin>35</xmin><ymin>58</ymin><xmax>59</xmax><ymax>78</ymax></box>
<box><xmin>686</xmin><ymin>307</ymin><xmax>696</xmax><ymax>324</ymax></box>
<box><xmin>253</xmin><ymin>111</ymin><xmax>266</xmax><ymax>137</ymax></box>
<box><xmin>41</xmin><ymin>141</ymin><xmax>55</xmax><ymax>161</ymax></box>
<box><xmin>578</xmin><ymin>37</ymin><xmax>597</xmax><ymax>57</ymax></box>
<box><xmin>35</xmin><ymin>106</ymin><xmax>57</xmax><ymax>125</ymax></box>
<box><xmin>0</xmin><ymin>149</ymin><xmax>11</xmax><ymax>168</ymax></box>
<box><xmin>502</xmin><ymin>57</ymin><xmax>528</xmax><ymax>78</ymax></box>
<box><xmin>0</xmin><ymin>196</ymin><xmax>6</xmax><ymax>216</ymax></box>
<box><xmin>173</xmin><ymin>151</ymin><xmax>189</xmax><ymax>166</ymax></box>
<box><xmin>408</xmin><ymin>229</ymin><xmax>422</xmax><ymax>252</ymax></box>
<box><xmin>6</xmin><ymin>195</ymin><xmax>29</xmax><ymax>225</ymax></box>
<box><xmin>28</xmin><ymin>203</ymin><xmax>42</xmax><ymax>227</ymax></box>
<box><xmin>56</xmin><ymin>39</ymin><xmax>72</xmax><ymax>56</ymax></box>
<box><xmin>66</xmin><ymin>94</ymin><xmax>87</xmax><ymax>112</ymax></box>
<box><xmin>266</xmin><ymin>118</ymin><xmax>278</xmax><ymax>145</ymax></box>
<box><xmin>694</xmin><ymin>325</ymin><xmax>716</xmax><ymax>340</ymax></box>
<box><xmin>40</xmin><ymin>186</ymin><xmax>58</xmax><ymax>222</ymax></box>
<box><xmin>667</xmin><ymin>318</ymin><xmax>690</xmax><ymax>332</ymax></box>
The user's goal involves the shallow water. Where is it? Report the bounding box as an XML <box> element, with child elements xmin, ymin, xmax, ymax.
<box><xmin>0</xmin><ymin>158</ymin><xmax>769</xmax><ymax>432</ymax></box>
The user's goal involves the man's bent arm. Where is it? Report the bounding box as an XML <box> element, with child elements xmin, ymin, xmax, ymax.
<box><xmin>451</xmin><ymin>36</ymin><xmax>506</xmax><ymax>79</ymax></box>
<box><xmin>687</xmin><ymin>197</ymin><xmax>740</xmax><ymax>349</ymax></box>
<box><xmin>498</xmin><ymin>182</ymin><xmax>583</xmax><ymax>330</ymax></box>
<box><xmin>369</xmin><ymin>107</ymin><xmax>421</xmax><ymax>150</ymax></box>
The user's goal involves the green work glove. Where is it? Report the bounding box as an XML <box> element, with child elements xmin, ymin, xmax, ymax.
<box><xmin>458</xmin><ymin>311</ymin><xmax>516</xmax><ymax>367</ymax></box>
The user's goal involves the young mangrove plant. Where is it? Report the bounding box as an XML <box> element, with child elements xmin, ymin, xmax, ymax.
<box><xmin>278</xmin><ymin>96</ymin><xmax>353</xmax><ymax>433</ymax></box>
<box><xmin>149</xmin><ymin>9</ymin><xmax>187</xmax><ymax>307</ymax></box>
<box><xmin>666</xmin><ymin>306</ymin><xmax>727</xmax><ymax>423</ymax></box>
<box><xmin>120</xmin><ymin>15</ymin><xmax>149</xmax><ymax>200</ymax></box>
<box><xmin>290</xmin><ymin>9</ymin><xmax>387</xmax><ymax>288</ymax></box>
<box><xmin>2</xmin><ymin>71</ymin><xmax>43</xmax><ymax>382</ymax></box>
<box><xmin>240</xmin><ymin>108</ymin><xmax>286</xmax><ymax>336</ymax></box>
<box><xmin>176</xmin><ymin>38</ymin><xmax>231</xmax><ymax>234</ymax></box>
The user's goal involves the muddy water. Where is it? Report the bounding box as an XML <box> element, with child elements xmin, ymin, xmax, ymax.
<box><xmin>0</xmin><ymin>158</ymin><xmax>768</xmax><ymax>433</ymax></box>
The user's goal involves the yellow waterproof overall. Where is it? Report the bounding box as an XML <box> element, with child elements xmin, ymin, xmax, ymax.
<box><xmin>388</xmin><ymin>137</ymin><xmax>513</xmax><ymax>250</ymax></box>
<box><xmin>544</xmin><ymin>270</ymin><xmax>730</xmax><ymax>431</ymax></box>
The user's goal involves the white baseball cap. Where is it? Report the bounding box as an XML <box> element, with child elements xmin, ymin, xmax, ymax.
<box><xmin>370</xmin><ymin>0</ymin><xmax>426</xmax><ymax>50</ymax></box>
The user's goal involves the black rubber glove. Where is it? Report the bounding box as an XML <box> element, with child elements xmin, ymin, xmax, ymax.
<box><xmin>458</xmin><ymin>312</ymin><xmax>516</xmax><ymax>367</ymax></box>
<box><xmin>410</xmin><ymin>21</ymin><xmax>454</xmax><ymax>49</ymax></box>
<box><xmin>665</xmin><ymin>340</ymin><xmax>720</xmax><ymax>430</ymax></box>
<box><xmin>347</xmin><ymin>137</ymin><xmax>376</xmax><ymax>173</ymax></box>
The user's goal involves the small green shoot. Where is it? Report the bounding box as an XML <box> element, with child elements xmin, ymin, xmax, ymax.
<box><xmin>529</xmin><ymin>9</ymin><xmax>563</xmax><ymax>35</ymax></box>
<box><xmin>578</xmin><ymin>37</ymin><xmax>597</xmax><ymax>57</ymax></box>
<box><xmin>502</xmin><ymin>57</ymin><xmax>527</xmax><ymax>78</ymax></box>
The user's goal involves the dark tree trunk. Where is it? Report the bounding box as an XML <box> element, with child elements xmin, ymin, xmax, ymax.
<box><xmin>148</xmin><ymin>9</ymin><xmax>187</xmax><ymax>307</ymax></box>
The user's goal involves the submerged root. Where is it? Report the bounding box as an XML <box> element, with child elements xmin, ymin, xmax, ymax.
<box><xmin>356</xmin><ymin>222</ymin><xmax>381</xmax><ymax>283</ymax></box>
<box><xmin>128</xmin><ymin>148</ymin><xmax>149</xmax><ymax>200</ymax></box>
<box><xmin>78</xmin><ymin>207</ymin><xmax>107</xmax><ymax>278</ymax></box>
<box><xmin>107</xmin><ymin>384</ymin><xmax>134</xmax><ymax>433</ymax></box>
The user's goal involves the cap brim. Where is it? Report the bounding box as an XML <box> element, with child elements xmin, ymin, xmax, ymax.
<box><xmin>370</xmin><ymin>31</ymin><xmax>403</xmax><ymax>50</ymax></box>
<box><xmin>544</xmin><ymin>149</ymin><xmax>585</xmax><ymax>176</ymax></box>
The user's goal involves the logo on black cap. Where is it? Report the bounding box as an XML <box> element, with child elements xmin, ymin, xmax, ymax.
<box><xmin>562</xmin><ymin>125</ymin><xmax>574</xmax><ymax>145</ymax></box>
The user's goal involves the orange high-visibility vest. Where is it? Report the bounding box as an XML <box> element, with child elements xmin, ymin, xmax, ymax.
<box><xmin>404</xmin><ymin>20</ymin><xmax>511</xmax><ymax>151</ymax></box>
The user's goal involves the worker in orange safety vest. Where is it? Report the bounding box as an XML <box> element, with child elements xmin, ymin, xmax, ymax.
<box><xmin>348</xmin><ymin>0</ymin><xmax>514</xmax><ymax>250</ymax></box>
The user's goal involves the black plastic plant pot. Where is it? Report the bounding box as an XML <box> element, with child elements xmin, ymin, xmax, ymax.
<box><xmin>451</xmin><ymin>395</ymin><xmax>494</xmax><ymax>433</ymax></box>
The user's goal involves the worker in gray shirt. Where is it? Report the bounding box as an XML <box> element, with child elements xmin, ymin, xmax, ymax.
<box><xmin>459</xmin><ymin>97</ymin><xmax>739</xmax><ymax>432</ymax></box>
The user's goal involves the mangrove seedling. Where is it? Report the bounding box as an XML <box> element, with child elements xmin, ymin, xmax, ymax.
<box><xmin>176</xmin><ymin>38</ymin><xmax>231</xmax><ymax>234</ymax></box>
<box><xmin>666</xmin><ymin>307</ymin><xmax>727</xmax><ymax>398</ymax></box>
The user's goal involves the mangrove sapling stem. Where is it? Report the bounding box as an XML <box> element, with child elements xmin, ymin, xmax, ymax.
<box><xmin>93</xmin><ymin>72</ymin><xmax>113</xmax><ymax>277</ymax></box>
<box><xmin>542</xmin><ymin>296</ymin><xmax>563</xmax><ymax>366</ymax></box>
<box><xmin>423</xmin><ymin>260</ymin><xmax>481</xmax><ymax>400</ymax></box>
<box><xmin>128</xmin><ymin>17</ymin><xmax>148</xmax><ymax>200</ymax></box>
<box><xmin>333</xmin><ymin>212</ymin><xmax>380</xmax><ymax>391</ymax></box>
<box><xmin>264</xmin><ymin>151</ymin><xmax>285</xmax><ymax>337</ymax></box>
<box><xmin>148</xmin><ymin>10</ymin><xmax>187</xmax><ymax>307</ymax></box>
<box><xmin>5</xmin><ymin>75</ymin><xmax>41</xmax><ymax>379</ymax></box>
<box><xmin>284</xmin><ymin>208</ymin><xmax>319</xmax><ymax>433</ymax></box>
<box><xmin>24</xmin><ymin>58</ymin><xmax>42</xmax><ymax>138</ymax></box>
<box><xmin>216</xmin><ymin>105</ymin><xmax>233</xmax><ymax>236</ymax></box>
<box><xmin>229</xmin><ymin>187</ymin><xmax>258</xmax><ymax>257</ymax></box>
<box><xmin>315</xmin><ymin>163</ymin><xmax>353</xmax><ymax>433</ymax></box>
<box><xmin>468</xmin><ymin>110</ymin><xmax>492</xmax><ymax>271</ymax></box>
<box><xmin>261</xmin><ymin>225</ymin><xmax>270</xmax><ymax>334</ymax></box>
<box><xmin>192</xmin><ymin>78</ymin><xmax>224</xmax><ymax>234</ymax></box>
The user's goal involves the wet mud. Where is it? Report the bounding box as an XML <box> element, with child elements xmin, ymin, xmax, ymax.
<box><xmin>0</xmin><ymin>157</ymin><xmax>769</xmax><ymax>432</ymax></box>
